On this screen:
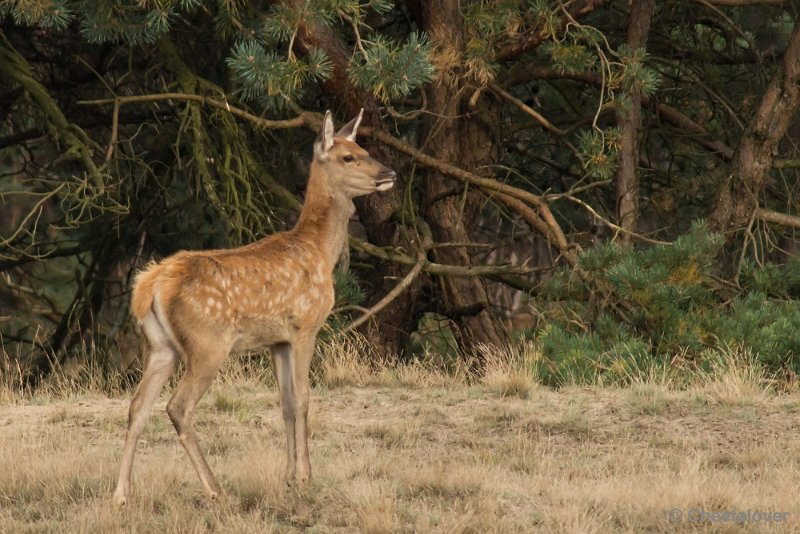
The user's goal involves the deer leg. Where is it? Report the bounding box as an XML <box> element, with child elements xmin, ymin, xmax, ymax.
<box><xmin>166</xmin><ymin>346</ymin><xmax>227</xmax><ymax>499</ymax></box>
<box><xmin>113</xmin><ymin>313</ymin><xmax>178</xmax><ymax>506</ymax></box>
<box><xmin>291</xmin><ymin>337</ymin><xmax>315</xmax><ymax>484</ymax></box>
<box><xmin>271</xmin><ymin>342</ymin><xmax>297</xmax><ymax>484</ymax></box>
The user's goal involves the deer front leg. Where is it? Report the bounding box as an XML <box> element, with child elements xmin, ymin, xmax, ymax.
<box><xmin>271</xmin><ymin>342</ymin><xmax>297</xmax><ymax>484</ymax></box>
<box><xmin>292</xmin><ymin>336</ymin><xmax>315</xmax><ymax>483</ymax></box>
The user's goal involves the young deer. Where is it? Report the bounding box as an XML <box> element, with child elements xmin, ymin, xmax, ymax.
<box><xmin>113</xmin><ymin>110</ymin><xmax>395</xmax><ymax>505</ymax></box>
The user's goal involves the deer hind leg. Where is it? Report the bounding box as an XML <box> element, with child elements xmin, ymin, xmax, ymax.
<box><xmin>271</xmin><ymin>342</ymin><xmax>297</xmax><ymax>484</ymax></box>
<box><xmin>113</xmin><ymin>313</ymin><xmax>178</xmax><ymax>506</ymax></box>
<box><xmin>166</xmin><ymin>340</ymin><xmax>229</xmax><ymax>499</ymax></box>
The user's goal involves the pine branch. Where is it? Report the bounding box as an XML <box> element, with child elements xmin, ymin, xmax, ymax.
<box><xmin>494</xmin><ymin>0</ymin><xmax>606</xmax><ymax>61</ymax></box>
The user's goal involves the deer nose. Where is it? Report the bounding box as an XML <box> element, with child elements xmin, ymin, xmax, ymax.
<box><xmin>375</xmin><ymin>169</ymin><xmax>396</xmax><ymax>191</ymax></box>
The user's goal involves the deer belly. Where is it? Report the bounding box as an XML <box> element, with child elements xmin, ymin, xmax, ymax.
<box><xmin>231</xmin><ymin>315</ymin><xmax>292</xmax><ymax>352</ymax></box>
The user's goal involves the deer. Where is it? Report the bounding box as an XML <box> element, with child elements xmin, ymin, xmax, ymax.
<box><xmin>112</xmin><ymin>109</ymin><xmax>395</xmax><ymax>505</ymax></box>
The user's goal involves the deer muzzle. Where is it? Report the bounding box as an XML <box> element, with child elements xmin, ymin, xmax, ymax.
<box><xmin>375</xmin><ymin>168</ymin><xmax>396</xmax><ymax>191</ymax></box>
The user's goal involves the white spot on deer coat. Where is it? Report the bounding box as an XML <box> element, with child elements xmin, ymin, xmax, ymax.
<box><xmin>295</xmin><ymin>294</ymin><xmax>311</xmax><ymax>314</ymax></box>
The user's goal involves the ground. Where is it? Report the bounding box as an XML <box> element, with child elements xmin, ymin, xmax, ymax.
<box><xmin>2</xmin><ymin>356</ymin><xmax>800</xmax><ymax>533</ymax></box>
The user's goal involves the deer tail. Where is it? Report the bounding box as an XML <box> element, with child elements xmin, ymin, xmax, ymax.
<box><xmin>130</xmin><ymin>263</ymin><xmax>162</xmax><ymax>322</ymax></box>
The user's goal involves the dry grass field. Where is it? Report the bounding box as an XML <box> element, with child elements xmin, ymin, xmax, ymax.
<box><xmin>3</xmin><ymin>342</ymin><xmax>800</xmax><ymax>533</ymax></box>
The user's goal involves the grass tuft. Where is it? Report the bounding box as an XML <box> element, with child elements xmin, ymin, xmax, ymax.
<box><xmin>315</xmin><ymin>332</ymin><xmax>375</xmax><ymax>388</ymax></box>
<box><xmin>479</xmin><ymin>342</ymin><xmax>539</xmax><ymax>398</ymax></box>
<box><xmin>692</xmin><ymin>345</ymin><xmax>772</xmax><ymax>406</ymax></box>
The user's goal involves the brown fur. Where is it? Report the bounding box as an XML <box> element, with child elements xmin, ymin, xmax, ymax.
<box><xmin>130</xmin><ymin>263</ymin><xmax>161</xmax><ymax>321</ymax></box>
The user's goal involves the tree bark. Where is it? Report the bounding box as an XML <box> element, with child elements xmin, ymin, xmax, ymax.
<box><xmin>418</xmin><ymin>0</ymin><xmax>510</xmax><ymax>359</ymax></box>
<box><xmin>615</xmin><ymin>0</ymin><xmax>655</xmax><ymax>243</ymax></box>
<box><xmin>710</xmin><ymin>20</ymin><xmax>800</xmax><ymax>233</ymax></box>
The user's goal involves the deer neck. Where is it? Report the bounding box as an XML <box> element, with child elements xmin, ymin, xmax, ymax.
<box><xmin>293</xmin><ymin>161</ymin><xmax>354</xmax><ymax>269</ymax></box>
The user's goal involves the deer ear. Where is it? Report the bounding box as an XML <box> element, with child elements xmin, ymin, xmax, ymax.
<box><xmin>335</xmin><ymin>108</ymin><xmax>364</xmax><ymax>142</ymax></box>
<box><xmin>314</xmin><ymin>110</ymin><xmax>335</xmax><ymax>156</ymax></box>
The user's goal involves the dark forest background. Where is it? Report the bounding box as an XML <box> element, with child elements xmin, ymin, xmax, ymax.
<box><xmin>2</xmin><ymin>0</ymin><xmax>800</xmax><ymax>386</ymax></box>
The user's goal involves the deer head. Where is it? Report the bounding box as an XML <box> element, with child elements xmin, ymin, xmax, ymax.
<box><xmin>313</xmin><ymin>109</ymin><xmax>396</xmax><ymax>197</ymax></box>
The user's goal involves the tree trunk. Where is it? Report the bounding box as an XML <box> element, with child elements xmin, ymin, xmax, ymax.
<box><xmin>615</xmin><ymin>0</ymin><xmax>655</xmax><ymax>243</ymax></box>
<box><xmin>710</xmin><ymin>20</ymin><xmax>800</xmax><ymax>233</ymax></box>
<box><xmin>354</xmin><ymin>170</ymin><xmax>427</xmax><ymax>359</ymax></box>
<box><xmin>419</xmin><ymin>0</ymin><xmax>509</xmax><ymax>359</ymax></box>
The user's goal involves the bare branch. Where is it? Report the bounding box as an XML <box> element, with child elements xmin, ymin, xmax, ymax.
<box><xmin>757</xmin><ymin>209</ymin><xmax>800</xmax><ymax>229</ymax></box>
<box><xmin>360</xmin><ymin>126</ymin><xmax>576</xmax><ymax>260</ymax></box>
<box><xmin>654</xmin><ymin>103</ymin><xmax>735</xmax><ymax>160</ymax></box>
<box><xmin>350</xmin><ymin>237</ymin><xmax>535</xmax><ymax>277</ymax></box>
<box><xmin>341</xmin><ymin>251</ymin><xmax>426</xmax><ymax>333</ymax></box>
<box><xmin>80</xmin><ymin>90</ymin><xmax>577</xmax><ymax>267</ymax></box>
<box><xmin>0</xmin><ymin>183</ymin><xmax>67</xmax><ymax>252</ymax></box>
<box><xmin>78</xmin><ymin>93</ymin><xmax>308</xmax><ymax>130</ymax></box>
<box><xmin>489</xmin><ymin>81</ymin><xmax>566</xmax><ymax>137</ymax></box>
<box><xmin>0</xmin><ymin>33</ymin><xmax>104</xmax><ymax>188</ymax></box>
<box><xmin>562</xmin><ymin>194</ymin><xmax>670</xmax><ymax>245</ymax></box>
<box><xmin>493</xmin><ymin>192</ymin><xmax>579</xmax><ymax>265</ymax></box>
<box><xmin>775</xmin><ymin>159</ymin><xmax>800</xmax><ymax>169</ymax></box>
<box><xmin>503</xmin><ymin>67</ymin><xmax>739</xmax><ymax>162</ymax></box>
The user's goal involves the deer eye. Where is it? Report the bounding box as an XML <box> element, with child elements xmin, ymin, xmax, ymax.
<box><xmin>342</xmin><ymin>155</ymin><xmax>355</xmax><ymax>163</ymax></box>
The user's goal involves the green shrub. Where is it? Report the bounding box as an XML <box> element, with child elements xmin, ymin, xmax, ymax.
<box><xmin>522</xmin><ymin>222</ymin><xmax>800</xmax><ymax>386</ymax></box>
